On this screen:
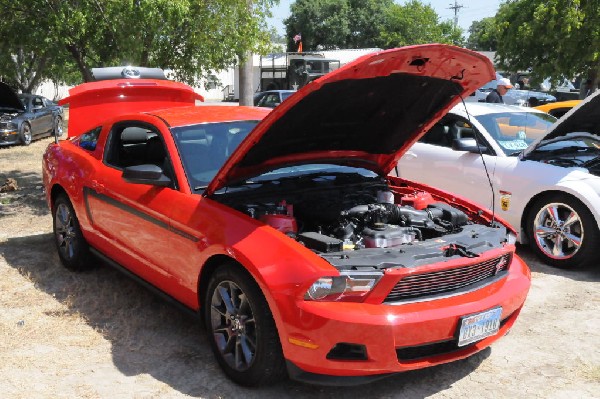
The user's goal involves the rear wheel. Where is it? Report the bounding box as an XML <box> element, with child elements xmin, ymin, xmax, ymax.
<box><xmin>52</xmin><ymin>194</ymin><xmax>93</xmax><ymax>271</ymax></box>
<box><xmin>204</xmin><ymin>263</ymin><xmax>286</xmax><ymax>386</ymax></box>
<box><xmin>526</xmin><ymin>193</ymin><xmax>599</xmax><ymax>268</ymax></box>
<box><xmin>20</xmin><ymin>123</ymin><xmax>32</xmax><ymax>146</ymax></box>
<box><xmin>53</xmin><ymin>116</ymin><xmax>63</xmax><ymax>137</ymax></box>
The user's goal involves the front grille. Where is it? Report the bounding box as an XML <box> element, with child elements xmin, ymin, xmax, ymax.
<box><xmin>385</xmin><ymin>254</ymin><xmax>511</xmax><ymax>303</ymax></box>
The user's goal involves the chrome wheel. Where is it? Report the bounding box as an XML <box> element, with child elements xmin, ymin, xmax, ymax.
<box><xmin>533</xmin><ymin>202</ymin><xmax>583</xmax><ymax>260</ymax></box>
<box><xmin>54</xmin><ymin>117</ymin><xmax>63</xmax><ymax>136</ymax></box>
<box><xmin>21</xmin><ymin>123</ymin><xmax>32</xmax><ymax>145</ymax></box>
<box><xmin>54</xmin><ymin>202</ymin><xmax>77</xmax><ymax>260</ymax></box>
<box><xmin>210</xmin><ymin>280</ymin><xmax>256</xmax><ymax>372</ymax></box>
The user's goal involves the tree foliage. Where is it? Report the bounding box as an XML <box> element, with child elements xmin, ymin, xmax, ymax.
<box><xmin>381</xmin><ymin>1</ymin><xmax>464</xmax><ymax>48</ymax></box>
<box><xmin>284</xmin><ymin>0</ymin><xmax>462</xmax><ymax>52</ymax></box>
<box><xmin>466</xmin><ymin>17</ymin><xmax>498</xmax><ymax>51</ymax></box>
<box><xmin>0</xmin><ymin>0</ymin><xmax>276</xmax><ymax>91</ymax></box>
<box><xmin>495</xmin><ymin>0</ymin><xmax>600</xmax><ymax>87</ymax></box>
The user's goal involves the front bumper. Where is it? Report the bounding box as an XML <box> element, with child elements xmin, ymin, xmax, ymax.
<box><xmin>0</xmin><ymin>129</ymin><xmax>20</xmax><ymax>145</ymax></box>
<box><xmin>281</xmin><ymin>254</ymin><xmax>530</xmax><ymax>383</ymax></box>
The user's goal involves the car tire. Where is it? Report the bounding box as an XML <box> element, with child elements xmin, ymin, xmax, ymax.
<box><xmin>52</xmin><ymin>194</ymin><xmax>93</xmax><ymax>271</ymax></box>
<box><xmin>204</xmin><ymin>263</ymin><xmax>286</xmax><ymax>386</ymax></box>
<box><xmin>526</xmin><ymin>193</ymin><xmax>599</xmax><ymax>268</ymax></box>
<box><xmin>20</xmin><ymin>122</ymin><xmax>32</xmax><ymax>146</ymax></box>
<box><xmin>53</xmin><ymin>116</ymin><xmax>63</xmax><ymax>137</ymax></box>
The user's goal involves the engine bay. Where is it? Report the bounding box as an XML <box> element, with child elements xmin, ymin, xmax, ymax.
<box><xmin>215</xmin><ymin>172</ymin><xmax>509</xmax><ymax>270</ymax></box>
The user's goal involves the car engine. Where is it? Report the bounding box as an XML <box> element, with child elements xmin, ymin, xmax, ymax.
<box><xmin>215</xmin><ymin>172</ymin><xmax>509</xmax><ymax>270</ymax></box>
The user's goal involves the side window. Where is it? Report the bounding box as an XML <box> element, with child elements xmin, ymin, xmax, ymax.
<box><xmin>104</xmin><ymin>124</ymin><xmax>166</xmax><ymax>168</ymax></box>
<box><xmin>79</xmin><ymin>127</ymin><xmax>101</xmax><ymax>151</ymax></box>
<box><xmin>32</xmin><ymin>97</ymin><xmax>44</xmax><ymax>109</ymax></box>
<box><xmin>419</xmin><ymin>123</ymin><xmax>453</xmax><ymax>148</ymax></box>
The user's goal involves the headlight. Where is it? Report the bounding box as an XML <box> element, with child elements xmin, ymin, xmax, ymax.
<box><xmin>506</xmin><ymin>232</ymin><xmax>517</xmax><ymax>245</ymax></box>
<box><xmin>304</xmin><ymin>271</ymin><xmax>383</xmax><ymax>302</ymax></box>
<box><xmin>1</xmin><ymin>122</ymin><xmax>18</xmax><ymax>131</ymax></box>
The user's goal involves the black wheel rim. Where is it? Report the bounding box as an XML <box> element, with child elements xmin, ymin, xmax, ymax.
<box><xmin>54</xmin><ymin>203</ymin><xmax>77</xmax><ymax>260</ymax></box>
<box><xmin>23</xmin><ymin>125</ymin><xmax>32</xmax><ymax>144</ymax></box>
<box><xmin>210</xmin><ymin>280</ymin><xmax>257</xmax><ymax>371</ymax></box>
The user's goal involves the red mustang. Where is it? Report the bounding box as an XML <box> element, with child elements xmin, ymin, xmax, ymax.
<box><xmin>43</xmin><ymin>45</ymin><xmax>530</xmax><ymax>386</ymax></box>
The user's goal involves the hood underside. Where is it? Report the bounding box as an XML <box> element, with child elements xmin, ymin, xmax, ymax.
<box><xmin>207</xmin><ymin>44</ymin><xmax>495</xmax><ymax>195</ymax></box>
<box><xmin>0</xmin><ymin>82</ymin><xmax>25</xmax><ymax>112</ymax></box>
<box><xmin>523</xmin><ymin>89</ymin><xmax>600</xmax><ymax>157</ymax></box>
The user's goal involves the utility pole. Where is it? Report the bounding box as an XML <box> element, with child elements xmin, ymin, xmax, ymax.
<box><xmin>448</xmin><ymin>1</ymin><xmax>464</xmax><ymax>29</ymax></box>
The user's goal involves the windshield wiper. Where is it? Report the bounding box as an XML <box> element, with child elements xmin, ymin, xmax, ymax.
<box><xmin>535</xmin><ymin>145</ymin><xmax>598</xmax><ymax>155</ymax></box>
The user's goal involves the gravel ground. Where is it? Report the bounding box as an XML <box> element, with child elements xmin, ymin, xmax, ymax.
<box><xmin>0</xmin><ymin>136</ymin><xmax>599</xmax><ymax>398</ymax></box>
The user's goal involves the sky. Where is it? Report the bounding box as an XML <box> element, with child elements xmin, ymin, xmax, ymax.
<box><xmin>267</xmin><ymin>0</ymin><xmax>503</xmax><ymax>37</ymax></box>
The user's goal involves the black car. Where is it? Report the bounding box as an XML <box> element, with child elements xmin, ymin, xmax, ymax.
<box><xmin>253</xmin><ymin>90</ymin><xmax>296</xmax><ymax>108</ymax></box>
<box><xmin>0</xmin><ymin>82</ymin><xmax>64</xmax><ymax>146</ymax></box>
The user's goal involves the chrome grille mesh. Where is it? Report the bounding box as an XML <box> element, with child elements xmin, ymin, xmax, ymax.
<box><xmin>385</xmin><ymin>254</ymin><xmax>511</xmax><ymax>302</ymax></box>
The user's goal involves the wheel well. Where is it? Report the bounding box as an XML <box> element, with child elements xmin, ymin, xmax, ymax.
<box><xmin>50</xmin><ymin>184</ymin><xmax>68</xmax><ymax>211</ymax></box>
<box><xmin>197</xmin><ymin>255</ymin><xmax>242</xmax><ymax>311</ymax></box>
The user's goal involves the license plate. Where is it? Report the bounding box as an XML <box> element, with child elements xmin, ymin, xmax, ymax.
<box><xmin>457</xmin><ymin>307</ymin><xmax>502</xmax><ymax>347</ymax></box>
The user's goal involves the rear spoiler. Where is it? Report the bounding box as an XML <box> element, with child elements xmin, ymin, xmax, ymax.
<box><xmin>59</xmin><ymin>79</ymin><xmax>203</xmax><ymax>137</ymax></box>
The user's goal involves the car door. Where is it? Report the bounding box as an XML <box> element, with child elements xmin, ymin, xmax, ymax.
<box><xmin>30</xmin><ymin>96</ymin><xmax>53</xmax><ymax>134</ymax></box>
<box><xmin>398</xmin><ymin>117</ymin><xmax>497</xmax><ymax>210</ymax></box>
<box><xmin>84</xmin><ymin>121</ymin><xmax>182</xmax><ymax>291</ymax></box>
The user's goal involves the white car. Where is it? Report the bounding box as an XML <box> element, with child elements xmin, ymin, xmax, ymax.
<box><xmin>398</xmin><ymin>95</ymin><xmax>600</xmax><ymax>269</ymax></box>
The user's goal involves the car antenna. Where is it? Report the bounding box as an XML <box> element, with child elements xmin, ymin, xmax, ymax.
<box><xmin>458</xmin><ymin>93</ymin><xmax>496</xmax><ymax>227</ymax></box>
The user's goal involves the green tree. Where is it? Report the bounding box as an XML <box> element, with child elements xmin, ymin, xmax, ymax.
<box><xmin>381</xmin><ymin>1</ymin><xmax>464</xmax><ymax>48</ymax></box>
<box><xmin>284</xmin><ymin>0</ymin><xmax>393</xmax><ymax>51</ymax></box>
<box><xmin>495</xmin><ymin>0</ymin><xmax>600</xmax><ymax>88</ymax></box>
<box><xmin>466</xmin><ymin>17</ymin><xmax>498</xmax><ymax>51</ymax></box>
<box><xmin>0</xmin><ymin>0</ymin><xmax>276</xmax><ymax>90</ymax></box>
<box><xmin>284</xmin><ymin>0</ymin><xmax>462</xmax><ymax>52</ymax></box>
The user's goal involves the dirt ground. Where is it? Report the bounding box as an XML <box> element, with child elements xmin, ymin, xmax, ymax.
<box><xmin>1</xmin><ymin>135</ymin><xmax>599</xmax><ymax>399</ymax></box>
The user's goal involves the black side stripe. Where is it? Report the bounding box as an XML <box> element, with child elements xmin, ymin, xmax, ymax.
<box><xmin>83</xmin><ymin>187</ymin><xmax>199</xmax><ymax>242</ymax></box>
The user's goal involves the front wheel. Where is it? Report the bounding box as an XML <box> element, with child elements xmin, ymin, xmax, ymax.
<box><xmin>52</xmin><ymin>194</ymin><xmax>93</xmax><ymax>271</ymax></box>
<box><xmin>526</xmin><ymin>193</ymin><xmax>599</xmax><ymax>268</ymax></box>
<box><xmin>204</xmin><ymin>263</ymin><xmax>286</xmax><ymax>386</ymax></box>
<box><xmin>20</xmin><ymin>123</ymin><xmax>32</xmax><ymax>146</ymax></box>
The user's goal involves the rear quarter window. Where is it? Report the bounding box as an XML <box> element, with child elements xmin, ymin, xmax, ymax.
<box><xmin>79</xmin><ymin>127</ymin><xmax>102</xmax><ymax>151</ymax></box>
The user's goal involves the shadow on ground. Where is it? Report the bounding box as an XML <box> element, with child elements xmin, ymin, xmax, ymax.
<box><xmin>516</xmin><ymin>244</ymin><xmax>600</xmax><ymax>282</ymax></box>
<box><xmin>1</xmin><ymin>232</ymin><xmax>491</xmax><ymax>398</ymax></box>
<box><xmin>0</xmin><ymin>169</ymin><xmax>48</xmax><ymax>217</ymax></box>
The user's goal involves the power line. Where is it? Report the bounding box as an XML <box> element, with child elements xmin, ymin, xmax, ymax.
<box><xmin>448</xmin><ymin>1</ymin><xmax>465</xmax><ymax>29</ymax></box>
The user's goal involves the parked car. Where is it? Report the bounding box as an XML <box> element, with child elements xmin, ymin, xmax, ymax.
<box><xmin>0</xmin><ymin>82</ymin><xmax>64</xmax><ymax>146</ymax></box>
<box><xmin>534</xmin><ymin>99</ymin><xmax>581</xmax><ymax>118</ymax></box>
<box><xmin>466</xmin><ymin>73</ymin><xmax>556</xmax><ymax>106</ymax></box>
<box><xmin>43</xmin><ymin>47</ymin><xmax>530</xmax><ymax>386</ymax></box>
<box><xmin>253</xmin><ymin>89</ymin><xmax>295</xmax><ymax>108</ymax></box>
<box><xmin>398</xmin><ymin>98</ymin><xmax>600</xmax><ymax>268</ymax></box>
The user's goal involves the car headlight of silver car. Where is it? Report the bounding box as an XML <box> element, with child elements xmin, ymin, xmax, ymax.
<box><xmin>304</xmin><ymin>271</ymin><xmax>383</xmax><ymax>302</ymax></box>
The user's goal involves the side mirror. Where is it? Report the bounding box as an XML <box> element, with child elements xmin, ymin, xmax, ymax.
<box><xmin>452</xmin><ymin>138</ymin><xmax>489</xmax><ymax>154</ymax></box>
<box><xmin>122</xmin><ymin>164</ymin><xmax>171</xmax><ymax>186</ymax></box>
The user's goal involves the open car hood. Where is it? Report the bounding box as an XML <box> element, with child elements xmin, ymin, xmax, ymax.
<box><xmin>0</xmin><ymin>82</ymin><xmax>25</xmax><ymax>112</ymax></box>
<box><xmin>522</xmin><ymin>89</ymin><xmax>600</xmax><ymax>157</ymax></box>
<box><xmin>206</xmin><ymin>44</ymin><xmax>495</xmax><ymax>195</ymax></box>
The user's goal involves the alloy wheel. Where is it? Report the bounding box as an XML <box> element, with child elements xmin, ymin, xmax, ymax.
<box><xmin>54</xmin><ymin>203</ymin><xmax>77</xmax><ymax>260</ymax></box>
<box><xmin>22</xmin><ymin>124</ymin><xmax>32</xmax><ymax>145</ymax></box>
<box><xmin>210</xmin><ymin>280</ymin><xmax>256</xmax><ymax>372</ymax></box>
<box><xmin>533</xmin><ymin>202</ymin><xmax>583</xmax><ymax>260</ymax></box>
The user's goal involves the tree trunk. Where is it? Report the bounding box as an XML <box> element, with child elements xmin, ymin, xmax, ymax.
<box><xmin>239</xmin><ymin>51</ymin><xmax>254</xmax><ymax>106</ymax></box>
<box><xmin>66</xmin><ymin>43</ymin><xmax>94</xmax><ymax>82</ymax></box>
